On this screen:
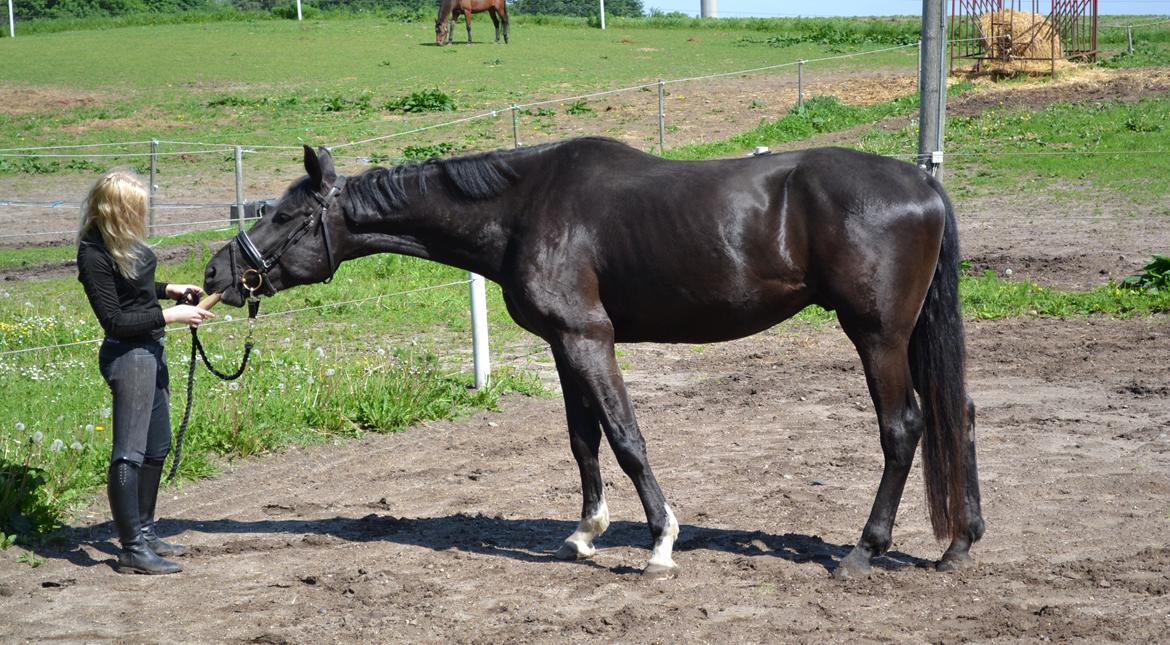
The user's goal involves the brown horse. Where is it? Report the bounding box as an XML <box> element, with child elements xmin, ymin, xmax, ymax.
<box><xmin>436</xmin><ymin>0</ymin><xmax>509</xmax><ymax>46</ymax></box>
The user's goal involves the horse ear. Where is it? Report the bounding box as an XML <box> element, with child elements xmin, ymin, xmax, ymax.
<box><xmin>304</xmin><ymin>144</ymin><xmax>323</xmax><ymax>189</ymax></box>
<box><xmin>316</xmin><ymin>146</ymin><xmax>338</xmax><ymax>188</ymax></box>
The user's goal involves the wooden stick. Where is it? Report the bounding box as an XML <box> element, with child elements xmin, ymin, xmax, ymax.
<box><xmin>199</xmin><ymin>292</ymin><xmax>222</xmax><ymax>310</ymax></box>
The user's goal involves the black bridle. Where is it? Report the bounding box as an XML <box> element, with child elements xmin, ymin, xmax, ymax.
<box><xmin>234</xmin><ymin>176</ymin><xmax>347</xmax><ymax>296</ymax></box>
<box><xmin>168</xmin><ymin>177</ymin><xmax>347</xmax><ymax>483</ymax></box>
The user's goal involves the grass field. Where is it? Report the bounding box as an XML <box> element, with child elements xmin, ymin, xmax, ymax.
<box><xmin>0</xmin><ymin>17</ymin><xmax>918</xmax><ymax>156</ymax></box>
<box><xmin>1</xmin><ymin>15</ymin><xmax>1168</xmax><ymax>545</ymax></box>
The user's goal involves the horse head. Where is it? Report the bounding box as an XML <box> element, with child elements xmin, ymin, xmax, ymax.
<box><xmin>203</xmin><ymin>146</ymin><xmax>346</xmax><ymax>307</ymax></box>
<box><xmin>435</xmin><ymin>18</ymin><xmax>450</xmax><ymax>46</ymax></box>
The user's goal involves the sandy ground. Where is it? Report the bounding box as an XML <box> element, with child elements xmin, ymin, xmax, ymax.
<box><xmin>1</xmin><ymin>67</ymin><xmax>1168</xmax><ymax>644</ymax></box>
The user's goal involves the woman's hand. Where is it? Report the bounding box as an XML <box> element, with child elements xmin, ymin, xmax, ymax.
<box><xmin>164</xmin><ymin>283</ymin><xmax>204</xmax><ymax>302</ymax></box>
<box><xmin>163</xmin><ymin>304</ymin><xmax>215</xmax><ymax>328</ymax></box>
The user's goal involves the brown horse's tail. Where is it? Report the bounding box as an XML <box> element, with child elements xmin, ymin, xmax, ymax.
<box><xmin>908</xmin><ymin>180</ymin><xmax>969</xmax><ymax>542</ymax></box>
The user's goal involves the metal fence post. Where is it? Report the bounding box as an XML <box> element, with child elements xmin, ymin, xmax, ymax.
<box><xmin>233</xmin><ymin>145</ymin><xmax>245</xmax><ymax>231</ymax></box>
<box><xmin>468</xmin><ymin>272</ymin><xmax>490</xmax><ymax>389</ymax></box>
<box><xmin>148</xmin><ymin>140</ymin><xmax>158</xmax><ymax>237</ymax></box>
<box><xmin>1127</xmin><ymin>26</ymin><xmax>1134</xmax><ymax>55</ymax></box>
<box><xmin>657</xmin><ymin>80</ymin><xmax>666</xmax><ymax>153</ymax></box>
<box><xmin>512</xmin><ymin>105</ymin><xmax>520</xmax><ymax>148</ymax></box>
<box><xmin>797</xmin><ymin>60</ymin><xmax>805</xmax><ymax>112</ymax></box>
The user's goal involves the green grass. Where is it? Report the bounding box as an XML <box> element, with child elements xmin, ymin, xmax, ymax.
<box><xmin>0</xmin><ymin>240</ymin><xmax>545</xmax><ymax>541</ymax></box>
<box><xmin>847</xmin><ymin>94</ymin><xmax>1170</xmax><ymax>202</ymax></box>
<box><xmin>0</xmin><ymin>17</ymin><xmax>919</xmax><ymax>170</ymax></box>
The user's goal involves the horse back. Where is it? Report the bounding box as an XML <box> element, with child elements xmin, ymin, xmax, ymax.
<box><xmin>506</xmin><ymin>139</ymin><xmax>946</xmax><ymax>343</ymax></box>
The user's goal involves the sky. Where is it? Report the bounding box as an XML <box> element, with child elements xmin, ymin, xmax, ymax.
<box><xmin>638</xmin><ymin>1</ymin><xmax>1170</xmax><ymax>17</ymax></box>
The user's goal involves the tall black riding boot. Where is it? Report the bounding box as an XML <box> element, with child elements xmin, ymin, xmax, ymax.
<box><xmin>108</xmin><ymin>461</ymin><xmax>182</xmax><ymax>575</ymax></box>
<box><xmin>138</xmin><ymin>458</ymin><xmax>189</xmax><ymax>557</ymax></box>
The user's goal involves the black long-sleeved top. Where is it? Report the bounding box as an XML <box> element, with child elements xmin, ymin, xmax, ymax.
<box><xmin>77</xmin><ymin>229</ymin><xmax>168</xmax><ymax>342</ymax></box>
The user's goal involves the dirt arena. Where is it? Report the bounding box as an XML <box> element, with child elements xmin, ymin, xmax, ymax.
<box><xmin>1</xmin><ymin>69</ymin><xmax>1168</xmax><ymax>643</ymax></box>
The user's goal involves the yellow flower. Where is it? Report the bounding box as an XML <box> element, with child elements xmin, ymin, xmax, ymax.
<box><xmin>95</xmin><ymin>425</ymin><xmax>105</xmax><ymax>432</ymax></box>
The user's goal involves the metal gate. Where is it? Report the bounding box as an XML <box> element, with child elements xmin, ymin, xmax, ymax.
<box><xmin>950</xmin><ymin>0</ymin><xmax>1098</xmax><ymax>72</ymax></box>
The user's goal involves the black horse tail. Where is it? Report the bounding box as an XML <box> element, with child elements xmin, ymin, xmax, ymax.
<box><xmin>909</xmin><ymin>180</ymin><xmax>969</xmax><ymax>542</ymax></box>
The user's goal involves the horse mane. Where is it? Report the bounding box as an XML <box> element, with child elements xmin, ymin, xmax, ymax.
<box><xmin>343</xmin><ymin>149</ymin><xmax>519</xmax><ymax>224</ymax></box>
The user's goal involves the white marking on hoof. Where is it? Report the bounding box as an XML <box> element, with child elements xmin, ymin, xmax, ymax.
<box><xmin>646</xmin><ymin>504</ymin><xmax>679</xmax><ymax>573</ymax></box>
<box><xmin>559</xmin><ymin>500</ymin><xmax>609</xmax><ymax>560</ymax></box>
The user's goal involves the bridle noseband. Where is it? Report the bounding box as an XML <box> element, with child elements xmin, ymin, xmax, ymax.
<box><xmin>234</xmin><ymin>176</ymin><xmax>347</xmax><ymax>296</ymax></box>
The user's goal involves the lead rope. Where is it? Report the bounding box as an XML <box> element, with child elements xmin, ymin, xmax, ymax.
<box><xmin>167</xmin><ymin>292</ymin><xmax>261</xmax><ymax>483</ymax></box>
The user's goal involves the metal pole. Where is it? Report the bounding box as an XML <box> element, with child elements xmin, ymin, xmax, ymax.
<box><xmin>512</xmin><ymin>105</ymin><xmax>520</xmax><ymax>148</ymax></box>
<box><xmin>657</xmin><ymin>80</ymin><xmax>666</xmax><ymax>153</ymax></box>
<box><xmin>234</xmin><ymin>145</ymin><xmax>245</xmax><ymax>232</ymax></box>
<box><xmin>917</xmin><ymin>0</ymin><xmax>947</xmax><ymax>180</ymax></box>
<box><xmin>599</xmin><ymin>0</ymin><xmax>605</xmax><ymax>30</ymax></box>
<box><xmin>1127</xmin><ymin>26</ymin><xmax>1133</xmax><ymax>55</ymax></box>
<box><xmin>6</xmin><ymin>0</ymin><xmax>13</xmax><ymax>38</ymax></box>
<box><xmin>296</xmin><ymin>0</ymin><xmax>302</xmax><ymax>21</ymax></box>
<box><xmin>797</xmin><ymin>60</ymin><xmax>805</xmax><ymax>112</ymax></box>
<box><xmin>468</xmin><ymin>272</ymin><xmax>491</xmax><ymax>389</ymax></box>
<box><xmin>701</xmin><ymin>0</ymin><xmax>717</xmax><ymax>18</ymax></box>
<box><xmin>148</xmin><ymin>140</ymin><xmax>158</xmax><ymax>237</ymax></box>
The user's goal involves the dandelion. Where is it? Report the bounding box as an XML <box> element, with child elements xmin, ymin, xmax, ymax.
<box><xmin>377</xmin><ymin>348</ymin><xmax>386</xmax><ymax>356</ymax></box>
<box><xmin>71</xmin><ymin>441</ymin><xmax>84</xmax><ymax>452</ymax></box>
<box><xmin>15</xmin><ymin>422</ymin><xmax>25</xmax><ymax>432</ymax></box>
<box><xmin>225</xmin><ymin>314</ymin><xmax>234</xmax><ymax>322</ymax></box>
<box><xmin>307</xmin><ymin>375</ymin><xmax>315</xmax><ymax>385</ymax></box>
<box><xmin>56</xmin><ymin>415</ymin><xmax>64</xmax><ymax>422</ymax></box>
<box><xmin>85</xmin><ymin>424</ymin><xmax>95</xmax><ymax>433</ymax></box>
<box><xmin>50</xmin><ymin>439</ymin><xmax>64</xmax><ymax>453</ymax></box>
<box><xmin>315</xmin><ymin>347</ymin><xmax>326</xmax><ymax>359</ymax></box>
<box><xmin>101</xmin><ymin>407</ymin><xmax>111</xmax><ymax>418</ymax></box>
<box><xmin>228</xmin><ymin>382</ymin><xmax>240</xmax><ymax>391</ymax></box>
<box><xmin>325</xmin><ymin>368</ymin><xmax>336</xmax><ymax>377</ymax></box>
<box><xmin>31</xmin><ymin>431</ymin><xmax>44</xmax><ymax>444</ymax></box>
<box><xmin>278</xmin><ymin>383</ymin><xmax>286</xmax><ymax>391</ymax></box>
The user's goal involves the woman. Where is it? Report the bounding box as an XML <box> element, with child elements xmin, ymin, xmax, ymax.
<box><xmin>77</xmin><ymin>169</ymin><xmax>214</xmax><ymax>575</ymax></box>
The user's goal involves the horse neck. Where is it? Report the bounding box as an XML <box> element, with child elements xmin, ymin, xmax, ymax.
<box><xmin>345</xmin><ymin>162</ymin><xmax>519</xmax><ymax>283</ymax></box>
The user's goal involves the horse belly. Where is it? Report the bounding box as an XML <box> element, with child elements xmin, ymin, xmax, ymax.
<box><xmin>605</xmin><ymin>280</ymin><xmax>811</xmax><ymax>344</ymax></box>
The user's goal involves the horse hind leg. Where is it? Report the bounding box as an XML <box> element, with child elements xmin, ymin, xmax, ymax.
<box><xmin>552</xmin><ymin>359</ymin><xmax>610</xmax><ymax>561</ymax></box>
<box><xmin>489</xmin><ymin>9</ymin><xmax>501</xmax><ymax>43</ymax></box>
<box><xmin>463</xmin><ymin>10</ymin><xmax>473</xmax><ymax>45</ymax></box>
<box><xmin>937</xmin><ymin>396</ymin><xmax>986</xmax><ymax>571</ymax></box>
<box><xmin>833</xmin><ymin>327</ymin><xmax>923</xmax><ymax>581</ymax></box>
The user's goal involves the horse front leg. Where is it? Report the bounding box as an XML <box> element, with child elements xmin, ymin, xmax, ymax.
<box><xmin>551</xmin><ymin>326</ymin><xmax>679</xmax><ymax>579</ymax></box>
<box><xmin>552</xmin><ymin>358</ymin><xmax>609</xmax><ymax>561</ymax></box>
<box><xmin>463</xmin><ymin>10</ymin><xmax>473</xmax><ymax>45</ymax></box>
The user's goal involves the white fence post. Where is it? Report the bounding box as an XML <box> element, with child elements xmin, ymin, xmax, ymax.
<box><xmin>6</xmin><ymin>0</ymin><xmax>14</xmax><ymax>38</ymax></box>
<box><xmin>468</xmin><ymin>272</ymin><xmax>491</xmax><ymax>389</ymax></box>
<box><xmin>233</xmin><ymin>145</ymin><xmax>245</xmax><ymax>231</ymax></box>
<box><xmin>148</xmin><ymin>140</ymin><xmax>158</xmax><ymax>237</ymax></box>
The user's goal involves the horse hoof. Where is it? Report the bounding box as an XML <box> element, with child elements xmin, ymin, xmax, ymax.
<box><xmin>832</xmin><ymin>558</ymin><xmax>872</xmax><ymax>582</ymax></box>
<box><xmin>937</xmin><ymin>552</ymin><xmax>974</xmax><ymax>572</ymax></box>
<box><xmin>642</xmin><ymin>563</ymin><xmax>678</xmax><ymax>580</ymax></box>
<box><xmin>554</xmin><ymin>541</ymin><xmax>593</xmax><ymax>561</ymax></box>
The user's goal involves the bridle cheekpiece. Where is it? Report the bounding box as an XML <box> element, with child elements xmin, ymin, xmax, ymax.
<box><xmin>234</xmin><ymin>176</ymin><xmax>347</xmax><ymax>298</ymax></box>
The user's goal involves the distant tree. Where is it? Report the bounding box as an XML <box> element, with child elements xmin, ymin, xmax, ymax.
<box><xmin>512</xmin><ymin>0</ymin><xmax>644</xmax><ymax>18</ymax></box>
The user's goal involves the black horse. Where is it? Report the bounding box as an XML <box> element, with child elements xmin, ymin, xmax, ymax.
<box><xmin>203</xmin><ymin>137</ymin><xmax>985</xmax><ymax>580</ymax></box>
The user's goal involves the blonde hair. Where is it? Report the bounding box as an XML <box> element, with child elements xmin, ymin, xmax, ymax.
<box><xmin>78</xmin><ymin>169</ymin><xmax>149</xmax><ymax>279</ymax></box>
